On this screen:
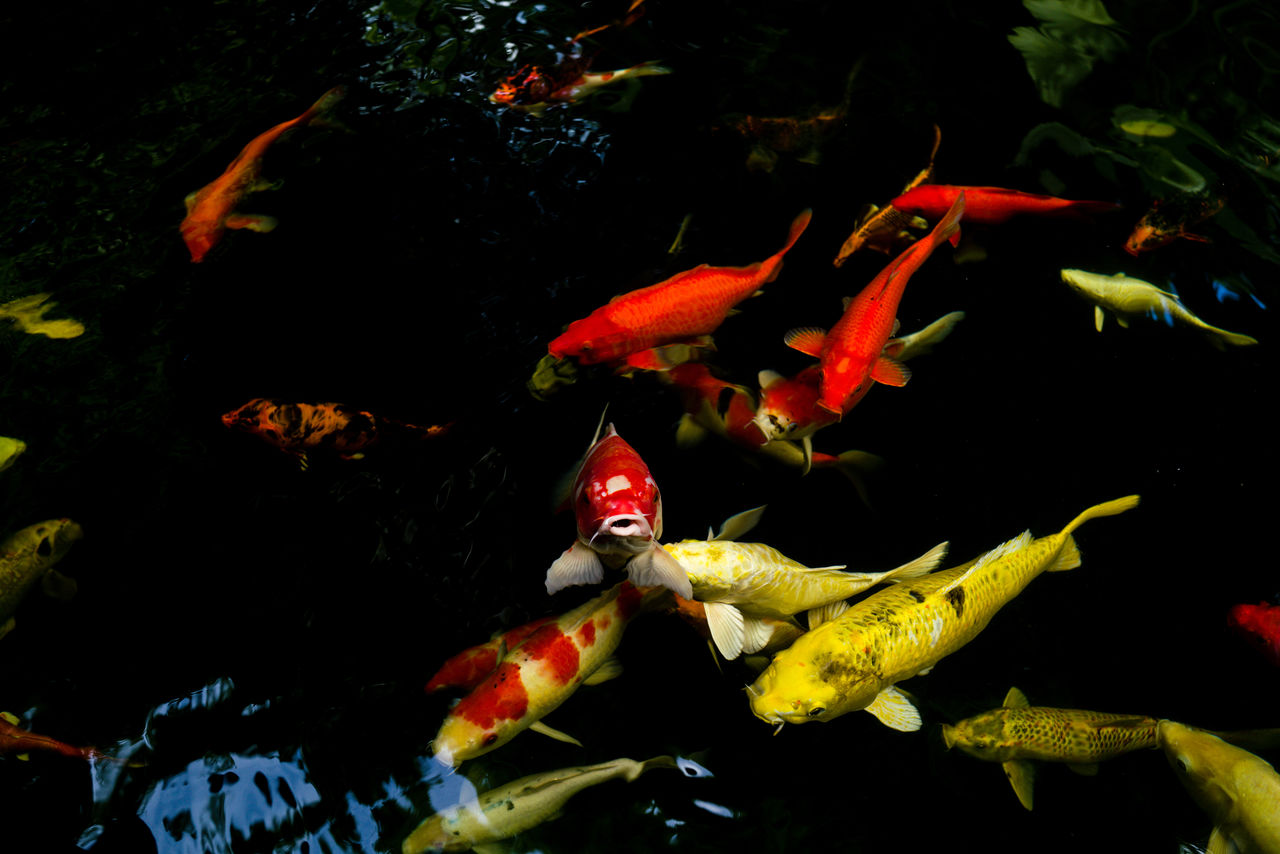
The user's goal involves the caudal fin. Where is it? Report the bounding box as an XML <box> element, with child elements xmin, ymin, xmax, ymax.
<box><xmin>1060</xmin><ymin>494</ymin><xmax>1141</xmax><ymax>538</ymax></box>
<box><xmin>760</xmin><ymin>209</ymin><xmax>813</xmax><ymax>284</ymax></box>
<box><xmin>303</xmin><ymin>86</ymin><xmax>348</xmax><ymax>130</ymax></box>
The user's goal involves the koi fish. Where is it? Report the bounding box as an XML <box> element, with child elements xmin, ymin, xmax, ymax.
<box><xmin>1</xmin><ymin>711</ymin><xmax>103</xmax><ymax>762</ymax></box>
<box><xmin>1059</xmin><ymin>269</ymin><xmax>1258</xmax><ymax>349</ymax></box>
<box><xmin>1228</xmin><ymin>602</ymin><xmax>1280</xmax><ymax>667</ymax></box>
<box><xmin>941</xmin><ymin>686</ymin><xmax>1160</xmax><ymax>810</ymax></box>
<box><xmin>0</xmin><ymin>518</ymin><xmax>83</xmax><ymax>641</ymax></box>
<box><xmin>403</xmin><ymin>755</ymin><xmax>677</xmax><ymax>854</ymax></box>
<box><xmin>889</xmin><ymin>184</ymin><xmax>1120</xmax><ymax>225</ymax></box>
<box><xmin>492</xmin><ymin>62</ymin><xmax>671</xmax><ymax>116</ymax></box>
<box><xmin>783</xmin><ymin>194</ymin><xmax>964</xmax><ymax>417</ymax></box>
<box><xmin>181</xmin><ymin>86</ymin><xmax>344</xmax><ymax>263</ymax></box>
<box><xmin>545</xmin><ymin>422</ymin><xmax>691</xmax><ymax>598</ymax></box>
<box><xmin>0</xmin><ymin>293</ymin><xmax>85</xmax><ymax>339</ymax></box>
<box><xmin>1124</xmin><ymin>193</ymin><xmax>1224</xmax><ymax>256</ymax></box>
<box><xmin>748</xmin><ymin>495</ymin><xmax>1140</xmax><ymax>732</ymax></box>
<box><xmin>665</xmin><ymin>510</ymin><xmax>948</xmax><ymax>660</ymax></box>
<box><xmin>425</xmin><ymin>616</ymin><xmax>558</xmax><ymax>694</ymax></box>
<box><xmin>1158</xmin><ymin>720</ymin><xmax>1280</xmax><ymax>854</ymax></box>
<box><xmin>220</xmin><ymin>398</ymin><xmax>450</xmax><ymax>470</ymax></box>
<box><xmin>431</xmin><ymin>582</ymin><xmax>666</xmax><ymax>767</ymax></box>
<box><xmin>0</xmin><ymin>437</ymin><xmax>26</xmax><ymax>474</ymax></box>
<box><xmin>547</xmin><ymin>209</ymin><xmax>812</xmax><ymax>371</ymax></box>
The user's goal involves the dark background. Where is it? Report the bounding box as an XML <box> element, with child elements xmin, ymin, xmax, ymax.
<box><xmin>2</xmin><ymin>0</ymin><xmax>1277</xmax><ymax>851</ymax></box>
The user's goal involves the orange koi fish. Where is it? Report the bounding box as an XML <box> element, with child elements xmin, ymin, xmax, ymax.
<box><xmin>1</xmin><ymin>711</ymin><xmax>103</xmax><ymax>761</ymax></box>
<box><xmin>220</xmin><ymin>398</ymin><xmax>449</xmax><ymax>470</ymax></box>
<box><xmin>1229</xmin><ymin>602</ymin><xmax>1280</xmax><ymax>668</ymax></box>
<box><xmin>784</xmin><ymin>194</ymin><xmax>965</xmax><ymax>417</ymax></box>
<box><xmin>432</xmin><ymin>581</ymin><xmax>667</xmax><ymax>766</ymax></box>
<box><xmin>890</xmin><ymin>183</ymin><xmax>1119</xmax><ymax>225</ymax></box>
<box><xmin>1124</xmin><ymin>193</ymin><xmax>1224</xmax><ymax>256</ymax></box>
<box><xmin>546</xmin><ymin>423</ymin><xmax>690</xmax><ymax>598</ymax></box>
<box><xmin>181</xmin><ymin>86</ymin><xmax>344</xmax><ymax>263</ymax></box>
<box><xmin>548</xmin><ymin>209</ymin><xmax>812</xmax><ymax>370</ymax></box>
<box><xmin>425</xmin><ymin>616</ymin><xmax>557</xmax><ymax>694</ymax></box>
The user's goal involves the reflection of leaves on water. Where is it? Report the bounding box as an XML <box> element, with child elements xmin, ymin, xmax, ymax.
<box><xmin>1008</xmin><ymin>0</ymin><xmax>1127</xmax><ymax>108</ymax></box>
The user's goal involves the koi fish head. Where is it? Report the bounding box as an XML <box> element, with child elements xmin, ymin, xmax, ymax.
<box><xmin>572</xmin><ymin>426</ymin><xmax>662</xmax><ymax>554</ymax></box>
<box><xmin>180</xmin><ymin>218</ymin><xmax>220</xmax><ymax>264</ymax></box>
<box><xmin>940</xmin><ymin>711</ymin><xmax>1014</xmax><ymax>761</ymax></box>
<box><xmin>753</xmin><ymin>368</ymin><xmax>833</xmax><ymax>441</ymax></box>
<box><xmin>548</xmin><ymin>315</ymin><xmax>633</xmax><ymax>365</ymax></box>
<box><xmin>1123</xmin><ymin>220</ymin><xmax>1170</xmax><ymax>256</ymax></box>
<box><xmin>431</xmin><ymin>714</ymin><xmax>501</xmax><ymax>768</ymax></box>
<box><xmin>0</xmin><ymin>518</ymin><xmax>84</xmax><ymax>569</ymax></box>
<box><xmin>746</xmin><ymin>657</ymin><xmax>848</xmax><ymax>726</ymax></box>
<box><xmin>220</xmin><ymin>398</ymin><xmax>289</xmax><ymax>443</ymax></box>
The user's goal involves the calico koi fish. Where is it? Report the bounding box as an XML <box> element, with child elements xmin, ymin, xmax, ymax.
<box><xmin>889</xmin><ymin>184</ymin><xmax>1120</xmax><ymax>225</ymax></box>
<box><xmin>432</xmin><ymin>582</ymin><xmax>665</xmax><ymax>767</ymax></box>
<box><xmin>1228</xmin><ymin>601</ymin><xmax>1280</xmax><ymax>667</ymax></box>
<box><xmin>181</xmin><ymin>86</ymin><xmax>344</xmax><ymax>263</ymax></box>
<box><xmin>425</xmin><ymin>617</ymin><xmax>558</xmax><ymax>694</ymax></box>
<box><xmin>748</xmin><ymin>495</ymin><xmax>1140</xmax><ymax>732</ymax></box>
<box><xmin>783</xmin><ymin>194</ymin><xmax>964</xmax><ymax>417</ymax></box>
<box><xmin>1124</xmin><ymin>193</ymin><xmax>1224</xmax><ymax>256</ymax></box>
<box><xmin>941</xmin><ymin>686</ymin><xmax>1159</xmax><ymax>810</ymax></box>
<box><xmin>1159</xmin><ymin>720</ymin><xmax>1280</xmax><ymax>854</ymax></box>
<box><xmin>1</xmin><ymin>519</ymin><xmax>82</xmax><ymax>641</ymax></box>
<box><xmin>220</xmin><ymin>398</ymin><xmax>450</xmax><ymax>470</ymax></box>
<box><xmin>0</xmin><ymin>436</ymin><xmax>26</xmax><ymax>474</ymax></box>
<box><xmin>403</xmin><ymin>755</ymin><xmax>677</xmax><ymax>854</ymax></box>
<box><xmin>1</xmin><ymin>711</ymin><xmax>104</xmax><ymax>762</ymax></box>
<box><xmin>546</xmin><ymin>423</ymin><xmax>691</xmax><ymax>598</ymax></box>
<box><xmin>1059</xmin><ymin>269</ymin><xmax>1258</xmax><ymax>349</ymax></box>
<box><xmin>548</xmin><ymin>210</ymin><xmax>812</xmax><ymax>371</ymax></box>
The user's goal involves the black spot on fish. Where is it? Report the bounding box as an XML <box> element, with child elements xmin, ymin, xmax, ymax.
<box><xmin>506</xmin><ymin>801</ymin><xmax>515</xmax><ymax>811</ymax></box>
<box><xmin>908</xmin><ymin>590</ymin><xmax>925</xmax><ymax>603</ymax></box>
<box><xmin>945</xmin><ymin>585</ymin><xmax>966</xmax><ymax>617</ymax></box>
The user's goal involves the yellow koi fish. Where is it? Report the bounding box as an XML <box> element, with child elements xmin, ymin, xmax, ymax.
<box><xmin>1159</xmin><ymin>720</ymin><xmax>1280</xmax><ymax>854</ymax></box>
<box><xmin>0</xmin><ymin>519</ymin><xmax>83</xmax><ymax>640</ymax></box>
<box><xmin>403</xmin><ymin>755</ymin><xmax>676</xmax><ymax>854</ymax></box>
<box><xmin>941</xmin><ymin>686</ymin><xmax>1159</xmax><ymax>810</ymax></box>
<box><xmin>0</xmin><ymin>437</ymin><xmax>26</xmax><ymax>474</ymax></box>
<box><xmin>1060</xmin><ymin>268</ymin><xmax>1258</xmax><ymax>349</ymax></box>
<box><xmin>0</xmin><ymin>293</ymin><xmax>85</xmax><ymax>339</ymax></box>
<box><xmin>747</xmin><ymin>495</ymin><xmax>1140</xmax><ymax>732</ymax></box>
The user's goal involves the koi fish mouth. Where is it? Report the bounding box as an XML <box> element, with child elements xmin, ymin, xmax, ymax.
<box><xmin>597</xmin><ymin>514</ymin><xmax>653</xmax><ymax>541</ymax></box>
<box><xmin>753</xmin><ymin>412</ymin><xmax>791</xmax><ymax>441</ymax></box>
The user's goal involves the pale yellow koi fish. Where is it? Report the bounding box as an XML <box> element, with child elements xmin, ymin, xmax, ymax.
<box><xmin>0</xmin><ymin>519</ymin><xmax>83</xmax><ymax>640</ymax></box>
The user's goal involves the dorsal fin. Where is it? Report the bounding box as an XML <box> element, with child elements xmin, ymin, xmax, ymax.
<box><xmin>1004</xmin><ymin>686</ymin><xmax>1030</xmax><ymax>708</ymax></box>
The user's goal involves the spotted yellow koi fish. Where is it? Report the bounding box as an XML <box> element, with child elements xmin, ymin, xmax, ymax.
<box><xmin>747</xmin><ymin>495</ymin><xmax>1140</xmax><ymax>732</ymax></box>
<box><xmin>941</xmin><ymin>686</ymin><xmax>1159</xmax><ymax>810</ymax></box>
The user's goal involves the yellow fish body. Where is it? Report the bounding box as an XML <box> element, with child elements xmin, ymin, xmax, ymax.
<box><xmin>1159</xmin><ymin>720</ymin><xmax>1280</xmax><ymax>854</ymax></box>
<box><xmin>0</xmin><ymin>518</ymin><xmax>83</xmax><ymax>640</ymax></box>
<box><xmin>664</xmin><ymin>538</ymin><xmax>948</xmax><ymax>660</ymax></box>
<box><xmin>0</xmin><ymin>293</ymin><xmax>85</xmax><ymax>339</ymax></box>
<box><xmin>1060</xmin><ymin>268</ymin><xmax>1258</xmax><ymax>348</ymax></box>
<box><xmin>0</xmin><ymin>437</ymin><xmax>26</xmax><ymax>474</ymax></box>
<box><xmin>942</xmin><ymin>686</ymin><xmax>1158</xmax><ymax>809</ymax></box>
<box><xmin>747</xmin><ymin>495</ymin><xmax>1140</xmax><ymax>732</ymax></box>
<box><xmin>402</xmin><ymin>755</ymin><xmax>676</xmax><ymax>854</ymax></box>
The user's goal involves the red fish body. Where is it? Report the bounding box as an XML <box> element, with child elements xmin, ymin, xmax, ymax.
<box><xmin>784</xmin><ymin>194</ymin><xmax>965</xmax><ymax>416</ymax></box>
<box><xmin>181</xmin><ymin>86</ymin><xmax>344</xmax><ymax>262</ymax></box>
<box><xmin>546</xmin><ymin>424</ymin><xmax>691</xmax><ymax>598</ymax></box>
<box><xmin>548</xmin><ymin>210</ymin><xmax>812</xmax><ymax>369</ymax></box>
<box><xmin>425</xmin><ymin>616</ymin><xmax>557</xmax><ymax>694</ymax></box>
<box><xmin>220</xmin><ymin>398</ymin><xmax>449</xmax><ymax>469</ymax></box>
<box><xmin>890</xmin><ymin>184</ymin><xmax>1119</xmax><ymax>225</ymax></box>
<box><xmin>1229</xmin><ymin>602</ymin><xmax>1280</xmax><ymax>667</ymax></box>
<box><xmin>432</xmin><ymin>582</ymin><xmax>658</xmax><ymax>766</ymax></box>
<box><xmin>1</xmin><ymin>713</ymin><xmax>101</xmax><ymax>761</ymax></box>
<box><xmin>1124</xmin><ymin>194</ymin><xmax>1224</xmax><ymax>255</ymax></box>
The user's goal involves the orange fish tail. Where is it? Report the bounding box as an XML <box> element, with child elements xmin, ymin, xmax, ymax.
<box><xmin>761</xmin><ymin>208</ymin><xmax>813</xmax><ymax>283</ymax></box>
<box><xmin>303</xmin><ymin>86</ymin><xmax>346</xmax><ymax>126</ymax></box>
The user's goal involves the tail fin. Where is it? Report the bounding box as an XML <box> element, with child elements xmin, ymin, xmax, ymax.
<box><xmin>1060</xmin><ymin>495</ymin><xmax>1141</xmax><ymax>538</ymax></box>
<box><xmin>928</xmin><ymin>190</ymin><xmax>965</xmax><ymax>249</ymax></box>
<box><xmin>626</xmin><ymin>755</ymin><xmax>678</xmax><ymax>781</ymax></box>
<box><xmin>304</xmin><ymin>86</ymin><xmax>348</xmax><ymax>130</ymax></box>
<box><xmin>759</xmin><ymin>209</ymin><xmax>813</xmax><ymax>284</ymax></box>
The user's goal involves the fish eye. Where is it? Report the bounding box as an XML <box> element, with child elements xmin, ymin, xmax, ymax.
<box><xmin>482</xmin><ymin>733</ymin><xmax>499</xmax><ymax>746</ymax></box>
<box><xmin>1175</xmin><ymin>757</ymin><xmax>1189</xmax><ymax>773</ymax></box>
<box><xmin>807</xmin><ymin>707</ymin><xmax>825</xmax><ymax>718</ymax></box>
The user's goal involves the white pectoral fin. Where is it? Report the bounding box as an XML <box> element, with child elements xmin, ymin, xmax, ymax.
<box><xmin>529</xmin><ymin>720</ymin><xmax>583</xmax><ymax>747</ymax></box>
<box><xmin>546</xmin><ymin>541</ymin><xmax>604</xmax><ymax>594</ymax></box>
<box><xmin>703</xmin><ymin>601</ymin><xmax>745</xmax><ymax>660</ymax></box>
<box><xmin>740</xmin><ymin>616</ymin><xmax>776</xmax><ymax>655</ymax></box>
<box><xmin>626</xmin><ymin>545</ymin><xmax>693</xmax><ymax>598</ymax></box>
<box><xmin>583</xmin><ymin>657</ymin><xmax>623</xmax><ymax>685</ymax></box>
<box><xmin>864</xmin><ymin>685</ymin><xmax>921</xmax><ymax>732</ymax></box>
<box><xmin>1206</xmin><ymin>826</ymin><xmax>1237</xmax><ymax>854</ymax></box>
<box><xmin>1003</xmin><ymin>759</ymin><xmax>1036</xmax><ymax>811</ymax></box>
<box><xmin>806</xmin><ymin>601</ymin><xmax>848</xmax><ymax>628</ymax></box>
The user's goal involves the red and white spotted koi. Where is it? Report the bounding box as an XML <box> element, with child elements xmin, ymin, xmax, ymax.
<box><xmin>431</xmin><ymin>582</ymin><xmax>663</xmax><ymax>767</ymax></box>
<box><xmin>546</xmin><ymin>423</ymin><xmax>692</xmax><ymax>599</ymax></box>
<box><xmin>425</xmin><ymin>616</ymin><xmax>558</xmax><ymax>694</ymax></box>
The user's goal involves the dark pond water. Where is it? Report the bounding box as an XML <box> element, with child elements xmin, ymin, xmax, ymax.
<box><xmin>3</xmin><ymin>0</ymin><xmax>1279</xmax><ymax>851</ymax></box>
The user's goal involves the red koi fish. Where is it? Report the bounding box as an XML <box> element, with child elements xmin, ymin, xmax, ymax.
<box><xmin>1228</xmin><ymin>602</ymin><xmax>1280</xmax><ymax>667</ymax></box>
<box><xmin>1124</xmin><ymin>194</ymin><xmax>1224</xmax><ymax>256</ymax></box>
<box><xmin>546</xmin><ymin>423</ymin><xmax>691</xmax><ymax>598</ymax></box>
<box><xmin>181</xmin><ymin>86</ymin><xmax>344</xmax><ymax>262</ymax></box>
<box><xmin>425</xmin><ymin>616</ymin><xmax>557</xmax><ymax>694</ymax></box>
<box><xmin>220</xmin><ymin>398</ymin><xmax>449</xmax><ymax>470</ymax></box>
<box><xmin>890</xmin><ymin>184</ymin><xmax>1119</xmax><ymax>226</ymax></box>
<box><xmin>784</xmin><ymin>194</ymin><xmax>965</xmax><ymax>417</ymax></box>
<box><xmin>1</xmin><ymin>711</ymin><xmax>103</xmax><ymax>761</ymax></box>
<box><xmin>432</xmin><ymin>582</ymin><xmax>667</xmax><ymax>766</ymax></box>
<box><xmin>548</xmin><ymin>209</ymin><xmax>812</xmax><ymax>371</ymax></box>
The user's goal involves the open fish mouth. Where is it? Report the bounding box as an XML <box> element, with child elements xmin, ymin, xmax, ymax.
<box><xmin>598</xmin><ymin>514</ymin><xmax>653</xmax><ymax>540</ymax></box>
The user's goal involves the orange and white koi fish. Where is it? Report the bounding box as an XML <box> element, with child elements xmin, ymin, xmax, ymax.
<box><xmin>546</xmin><ymin>422</ymin><xmax>690</xmax><ymax>598</ymax></box>
<box><xmin>220</xmin><ymin>398</ymin><xmax>450</xmax><ymax>470</ymax></box>
<box><xmin>431</xmin><ymin>582</ymin><xmax>666</xmax><ymax>766</ymax></box>
<box><xmin>548</xmin><ymin>210</ymin><xmax>812</xmax><ymax>371</ymax></box>
<box><xmin>783</xmin><ymin>194</ymin><xmax>964</xmax><ymax>417</ymax></box>
<box><xmin>890</xmin><ymin>183</ymin><xmax>1120</xmax><ymax>225</ymax></box>
<box><xmin>425</xmin><ymin>616</ymin><xmax>557</xmax><ymax>694</ymax></box>
<box><xmin>1</xmin><ymin>711</ymin><xmax>104</xmax><ymax>762</ymax></box>
<box><xmin>181</xmin><ymin>86</ymin><xmax>344</xmax><ymax>262</ymax></box>
<box><xmin>1124</xmin><ymin>193</ymin><xmax>1224</xmax><ymax>256</ymax></box>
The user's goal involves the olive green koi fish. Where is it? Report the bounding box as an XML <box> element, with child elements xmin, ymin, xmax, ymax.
<box><xmin>0</xmin><ymin>518</ymin><xmax>83</xmax><ymax>641</ymax></box>
<box><xmin>0</xmin><ymin>437</ymin><xmax>26</xmax><ymax>474</ymax></box>
<box><xmin>747</xmin><ymin>495</ymin><xmax>1140</xmax><ymax>732</ymax></box>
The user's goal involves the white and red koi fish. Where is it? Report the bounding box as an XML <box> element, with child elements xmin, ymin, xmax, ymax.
<box><xmin>181</xmin><ymin>86</ymin><xmax>344</xmax><ymax>263</ymax></box>
<box><xmin>783</xmin><ymin>194</ymin><xmax>965</xmax><ymax>417</ymax></box>
<box><xmin>431</xmin><ymin>582</ymin><xmax>665</xmax><ymax>767</ymax></box>
<box><xmin>546</xmin><ymin>423</ymin><xmax>691</xmax><ymax>598</ymax></box>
